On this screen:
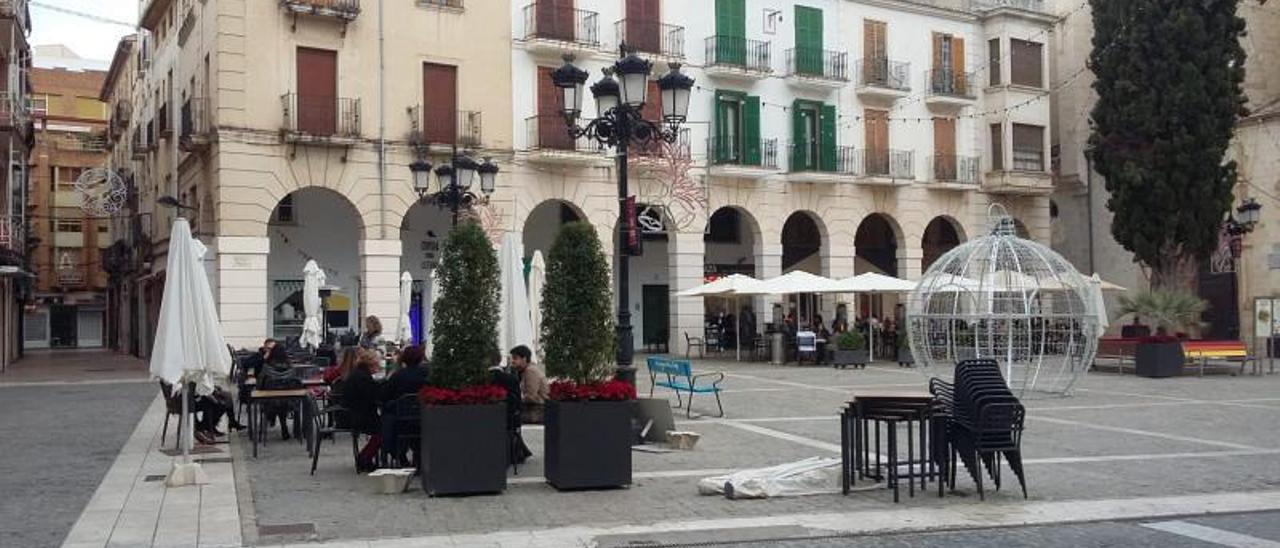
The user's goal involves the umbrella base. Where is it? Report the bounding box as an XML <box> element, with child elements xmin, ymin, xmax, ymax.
<box><xmin>165</xmin><ymin>462</ymin><xmax>208</xmax><ymax>487</ymax></box>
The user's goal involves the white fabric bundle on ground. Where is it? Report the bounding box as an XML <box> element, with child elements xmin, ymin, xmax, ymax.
<box><xmin>698</xmin><ymin>457</ymin><xmax>845</xmax><ymax>499</ymax></box>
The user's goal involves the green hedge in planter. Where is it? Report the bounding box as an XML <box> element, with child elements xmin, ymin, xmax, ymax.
<box><xmin>541</xmin><ymin>221</ymin><xmax>615</xmax><ymax>384</ymax></box>
<box><xmin>428</xmin><ymin>221</ymin><xmax>500</xmax><ymax>389</ymax></box>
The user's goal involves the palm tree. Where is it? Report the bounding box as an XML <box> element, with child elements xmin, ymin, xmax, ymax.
<box><xmin>1117</xmin><ymin>290</ymin><xmax>1207</xmax><ymax>336</ymax></box>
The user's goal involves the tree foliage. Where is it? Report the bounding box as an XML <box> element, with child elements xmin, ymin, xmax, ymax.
<box><xmin>1088</xmin><ymin>0</ymin><xmax>1247</xmax><ymax>290</ymax></box>
<box><xmin>1117</xmin><ymin>289</ymin><xmax>1208</xmax><ymax>334</ymax></box>
<box><xmin>428</xmin><ymin>222</ymin><xmax>500</xmax><ymax>390</ymax></box>
<box><xmin>540</xmin><ymin>222</ymin><xmax>615</xmax><ymax>385</ymax></box>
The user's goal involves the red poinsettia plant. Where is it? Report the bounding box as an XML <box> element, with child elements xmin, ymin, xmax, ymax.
<box><xmin>549</xmin><ymin>379</ymin><xmax>637</xmax><ymax>402</ymax></box>
<box><xmin>418</xmin><ymin>384</ymin><xmax>507</xmax><ymax>406</ymax></box>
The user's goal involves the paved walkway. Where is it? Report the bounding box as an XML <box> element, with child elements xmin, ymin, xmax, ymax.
<box><xmin>1</xmin><ymin>349</ymin><xmax>150</xmax><ymax>385</ymax></box>
<box><xmin>51</xmin><ymin>355</ymin><xmax>1280</xmax><ymax>547</ymax></box>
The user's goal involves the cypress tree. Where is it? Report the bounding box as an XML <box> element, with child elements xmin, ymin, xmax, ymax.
<box><xmin>540</xmin><ymin>221</ymin><xmax>615</xmax><ymax>385</ymax></box>
<box><xmin>428</xmin><ymin>222</ymin><xmax>500</xmax><ymax>390</ymax></box>
<box><xmin>1088</xmin><ymin>0</ymin><xmax>1247</xmax><ymax>290</ymax></box>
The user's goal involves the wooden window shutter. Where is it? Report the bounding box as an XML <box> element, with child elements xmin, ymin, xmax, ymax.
<box><xmin>791</xmin><ymin>99</ymin><xmax>806</xmax><ymax>170</ymax></box>
<box><xmin>933</xmin><ymin>117</ymin><xmax>956</xmax><ymax>179</ymax></box>
<box><xmin>422</xmin><ymin>63</ymin><xmax>457</xmax><ymax>144</ymax></box>
<box><xmin>819</xmin><ymin>104</ymin><xmax>837</xmax><ymax>172</ymax></box>
<box><xmin>626</xmin><ymin>0</ymin><xmax>661</xmax><ymax>54</ymax></box>
<box><xmin>990</xmin><ymin>123</ymin><xmax>1004</xmax><ymax>171</ymax></box>
<box><xmin>951</xmin><ymin>36</ymin><xmax>965</xmax><ymax>91</ymax></box>
<box><xmin>641</xmin><ymin>80</ymin><xmax>662</xmax><ymax>122</ymax></box>
<box><xmin>988</xmin><ymin>38</ymin><xmax>1001</xmax><ymax>86</ymax></box>
<box><xmin>931</xmin><ymin>33</ymin><xmax>943</xmax><ymax>71</ymax></box>
<box><xmin>296</xmin><ymin>47</ymin><xmax>337</xmax><ymax>136</ymax></box>
<box><xmin>1010</xmin><ymin>39</ymin><xmax>1043</xmax><ymax>88</ymax></box>
<box><xmin>743</xmin><ymin>95</ymin><xmax>761</xmax><ymax>165</ymax></box>
<box><xmin>865</xmin><ymin>109</ymin><xmax>889</xmax><ymax>175</ymax></box>
<box><xmin>537</xmin><ymin>66</ymin><xmax>572</xmax><ymax>150</ymax></box>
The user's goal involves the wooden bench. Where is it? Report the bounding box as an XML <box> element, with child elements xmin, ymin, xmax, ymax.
<box><xmin>645</xmin><ymin>356</ymin><xmax>724</xmax><ymax>418</ymax></box>
<box><xmin>1182</xmin><ymin>340</ymin><xmax>1257</xmax><ymax>377</ymax></box>
<box><xmin>1095</xmin><ymin>338</ymin><xmax>1140</xmax><ymax>374</ymax></box>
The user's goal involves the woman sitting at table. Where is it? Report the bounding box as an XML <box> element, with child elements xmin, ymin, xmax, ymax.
<box><xmin>342</xmin><ymin>349</ymin><xmax>383</xmax><ymax>472</ymax></box>
<box><xmin>378</xmin><ymin>345</ymin><xmax>427</xmax><ymax>404</ymax></box>
<box><xmin>322</xmin><ymin>347</ymin><xmax>359</xmax><ymax>394</ymax></box>
<box><xmin>258</xmin><ymin>345</ymin><xmax>298</xmax><ymax>440</ymax></box>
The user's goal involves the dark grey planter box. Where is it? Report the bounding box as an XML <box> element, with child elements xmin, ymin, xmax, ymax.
<box><xmin>897</xmin><ymin>348</ymin><xmax>914</xmax><ymax>367</ymax></box>
<box><xmin>1135</xmin><ymin>342</ymin><xmax>1185</xmax><ymax>378</ymax></box>
<box><xmin>420</xmin><ymin>403</ymin><xmax>508</xmax><ymax>496</ymax></box>
<box><xmin>832</xmin><ymin>349</ymin><xmax>869</xmax><ymax>369</ymax></box>
<box><xmin>545</xmin><ymin>399</ymin><xmax>633</xmax><ymax>490</ymax></box>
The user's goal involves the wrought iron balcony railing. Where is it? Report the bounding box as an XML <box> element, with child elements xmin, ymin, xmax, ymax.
<box><xmin>928</xmin><ymin>154</ymin><xmax>979</xmax><ymax>183</ymax></box>
<box><xmin>705</xmin><ymin>36</ymin><xmax>771</xmax><ymax>73</ymax></box>
<box><xmin>281</xmin><ymin>0</ymin><xmax>360</xmax><ymax>20</ymax></box>
<box><xmin>180</xmin><ymin>97</ymin><xmax>211</xmax><ymax>151</ymax></box>
<box><xmin>856</xmin><ymin>57</ymin><xmax>910</xmax><ymax>91</ymax></box>
<box><xmin>788</xmin><ymin>143</ymin><xmax>857</xmax><ymax>174</ymax></box>
<box><xmin>707</xmin><ymin>136</ymin><xmax>778</xmax><ymax>169</ymax></box>
<box><xmin>281</xmin><ymin>93</ymin><xmax>361</xmax><ymax>139</ymax></box>
<box><xmin>410</xmin><ymin>105</ymin><xmax>482</xmax><ymax>148</ymax></box>
<box><xmin>926</xmin><ymin>68</ymin><xmax>975</xmax><ymax>99</ymax></box>
<box><xmin>522</xmin><ymin>3</ymin><xmax>600</xmax><ymax>49</ymax></box>
<box><xmin>860</xmin><ymin>149</ymin><xmax>915</xmax><ymax>178</ymax></box>
<box><xmin>614</xmin><ymin>19</ymin><xmax>684</xmax><ymax>58</ymax></box>
<box><xmin>785</xmin><ymin>48</ymin><xmax>848</xmax><ymax>81</ymax></box>
<box><xmin>527</xmin><ymin>115</ymin><xmax>602</xmax><ymax>153</ymax></box>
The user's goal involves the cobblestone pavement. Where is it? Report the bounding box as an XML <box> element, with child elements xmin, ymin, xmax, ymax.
<box><xmin>0</xmin><ymin>350</ymin><xmax>154</xmax><ymax>548</ymax></box>
<box><xmin>754</xmin><ymin>511</ymin><xmax>1280</xmax><ymax>547</ymax></box>
<box><xmin>237</xmin><ymin>357</ymin><xmax>1280</xmax><ymax>546</ymax></box>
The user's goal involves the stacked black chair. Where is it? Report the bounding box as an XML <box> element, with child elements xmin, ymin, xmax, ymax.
<box><xmin>842</xmin><ymin>394</ymin><xmax>947</xmax><ymax>503</ymax></box>
<box><xmin>929</xmin><ymin>359</ymin><xmax>1028</xmax><ymax>500</ymax></box>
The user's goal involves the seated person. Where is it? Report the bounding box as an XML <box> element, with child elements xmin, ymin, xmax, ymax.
<box><xmin>342</xmin><ymin>349</ymin><xmax>383</xmax><ymax>472</ymax></box>
<box><xmin>509</xmin><ymin>345</ymin><xmax>548</xmax><ymax>424</ymax></box>
<box><xmin>258</xmin><ymin>345</ymin><xmax>299</xmax><ymax>440</ymax></box>
<box><xmin>490</xmin><ymin>351</ymin><xmax>532</xmax><ymax>465</ymax></box>
<box><xmin>378</xmin><ymin>345</ymin><xmax>427</xmax><ymax>404</ymax></box>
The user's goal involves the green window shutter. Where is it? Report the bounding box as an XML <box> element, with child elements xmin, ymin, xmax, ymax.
<box><xmin>743</xmin><ymin>95</ymin><xmax>761</xmax><ymax>166</ymax></box>
<box><xmin>713</xmin><ymin>90</ymin><xmax>728</xmax><ymax>163</ymax></box>
<box><xmin>820</xmin><ymin>104</ymin><xmax>837</xmax><ymax>172</ymax></box>
<box><xmin>791</xmin><ymin>99</ymin><xmax>806</xmax><ymax>170</ymax></box>
<box><xmin>794</xmin><ymin>6</ymin><xmax>823</xmax><ymax>75</ymax></box>
<box><xmin>716</xmin><ymin>0</ymin><xmax>746</xmax><ymax>65</ymax></box>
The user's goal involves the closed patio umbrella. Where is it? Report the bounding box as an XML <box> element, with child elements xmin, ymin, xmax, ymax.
<box><xmin>425</xmin><ymin>268</ymin><xmax>440</xmax><ymax>359</ymax></box>
<box><xmin>528</xmin><ymin>251</ymin><xmax>546</xmax><ymax>360</ymax></box>
<box><xmin>149</xmin><ymin>217</ymin><xmax>232</xmax><ymax>486</ymax></box>
<box><xmin>397</xmin><ymin>271</ymin><xmax>413</xmax><ymax>345</ymax></box>
<box><xmin>499</xmin><ymin>233</ymin><xmax>534</xmax><ymax>358</ymax></box>
<box><xmin>299</xmin><ymin>260</ymin><xmax>325</xmax><ymax>349</ymax></box>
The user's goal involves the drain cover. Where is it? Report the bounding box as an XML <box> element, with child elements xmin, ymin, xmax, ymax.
<box><xmin>143</xmin><ymin>475</ymin><xmax>166</xmax><ymax>482</ymax></box>
<box><xmin>197</xmin><ymin>457</ymin><xmax>233</xmax><ymax>464</ymax></box>
<box><xmin>258</xmin><ymin>523</ymin><xmax>315</xmax><ymax>536</ymax></box>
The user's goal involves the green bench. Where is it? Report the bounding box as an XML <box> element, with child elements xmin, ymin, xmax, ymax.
<box><xmin>646</xmin><ymin>356</ymin><xmax>724</xmax><ymax>418</ymax></box>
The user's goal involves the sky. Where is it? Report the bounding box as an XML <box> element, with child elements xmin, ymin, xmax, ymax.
<box><xmin>28</xmin><ymin>0</ymin><xmax>138</xmax><ymax>63</ymax></box>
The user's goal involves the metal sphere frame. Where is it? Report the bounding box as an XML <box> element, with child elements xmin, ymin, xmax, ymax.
<box><xmin>906</xmin><ymin>205</ymin><xmax>1102</xmax><ymax>395</ymax></box>
<box><xmin>75</xmin><ymin>167</ymin><xmax>127</xmax><ymax>216</ymax></box>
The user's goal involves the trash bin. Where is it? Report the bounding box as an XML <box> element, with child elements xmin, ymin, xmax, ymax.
<box><xmin>771</xmin><ymin>333</ymin><xmax>785</xmax><ymax>365</ymax></box>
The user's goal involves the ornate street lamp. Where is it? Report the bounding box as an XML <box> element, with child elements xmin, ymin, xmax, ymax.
<box><xmin>1237</xmin><ymin>198</ymin><xmax>1262</xmax><ymax>231</ymax></box>
<box><xmin>551</xmin><ymin>45</ymin><xmax>695</xmax><ymax>384</ymax></box>
<box><xmin>412</xmin><ymin>153</ymin><xmax>498</xmax><ymax>226</ymax></box>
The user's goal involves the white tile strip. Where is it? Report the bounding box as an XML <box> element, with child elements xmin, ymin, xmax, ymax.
<box><xmin>1029</xmin><ymin>415</ymin><xmax>1261</xmax><ymax>451</ymax></box>
<box><xmin>1142</xmin><ymin>520</ymin><xmax>1280</xmax><ymax>547</ymax></box>
<box><xmin>312</xmin><ymin>490</ymin><xmax>1280</xmax><ymax>547</ymax></box>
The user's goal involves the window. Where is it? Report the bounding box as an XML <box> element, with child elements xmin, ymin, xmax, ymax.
<box><xmin>55</xmin><ymin>167</ymin><xmax>85</xmax><ymax>190</ymax></box>
<box><xmin>97</xmin><ymin>225</ymin><xmax>109</xmax><ymax>234</ymax></box>
<box><xmin>718</xmin><ymin>95</ymin><xmax>741</xmax><ymax>162</ymax></box>
<box><xmin>422</xmin><ymin>63</ymin><xmax>458</xmax><ymax>144</ymax></box>
<box><xmin>56</xmin><ymin>220</ymin><xmax>83</xmax><ymax>233</ymax></box>
<box><xmin>274</xmin><ymin>195</ymin><xmax>295</xmax><ymax>224</ymax></box>
<box><xmin>988</xmin><ymin>38</ymin><xmax>1001</xmax><ymax>86</ymax></box>
<box><xmin>931</xmin><ymin>33</ymin><xmax>966</xmax><ymax>93</ymax></box>
<box><xmin>30</xmin><ymin>94</ymin><xmax>48</xmax><ymax>116</ymax></box>
<box><xmin>1012</xmin><ymin>124</ymin><xmax>1045</xmax><ymax>171</ymax></box>
<box><xmin>990</xmin><ymin>123</ymin><xmax>1004</xmax><ymax>171</ymax></box>
<box><xmin>1010</xmin><ymin>39</ymin><xmax>1043</xmax><ymax>88</ymax></box>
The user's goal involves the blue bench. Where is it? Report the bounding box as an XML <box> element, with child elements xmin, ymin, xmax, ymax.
<box><xmin>646</xmin><ymin>356</ymin><xmax>725</xmax><ymax>418</ymax></box>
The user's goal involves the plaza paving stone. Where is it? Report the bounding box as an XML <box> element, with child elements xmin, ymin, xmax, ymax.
<box><xmin>235</xmin><ymin>357</ymin><xmax>1280</xmax><ymax>545</ymax></box>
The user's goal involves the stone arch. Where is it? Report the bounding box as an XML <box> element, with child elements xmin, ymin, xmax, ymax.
<box><xmin>522</xmin><ymin>199</ymin><xmax>589</xmax><ymax>260</ymax></box>
<box><xmin>921</xmin><ymin>215</ymin><xmax>966</xmax><ymax>272</ymax></box>
<box><xmin>266</xmin><ymin>187</ymin><xmax>364</xmax><ymax>341</ymax></box>
<box><xmin>704</xmin><ymin>206</ymin><xmax>763</xmax><ymax>278</ymax></box>
<box><xmin>781</xmin><ymin>210</ymin><xmax>828</xmax><ymax>275</ymax></box>
<box><xmin>854</xmin><ymin>212</ymin><xmax>905</xmax><ymax>277</ymax></box>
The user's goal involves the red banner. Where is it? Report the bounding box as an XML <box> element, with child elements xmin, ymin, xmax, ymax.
<box><xmin>625</xmin><ymin>196</ymin><xmax>640</xmax><ymax>255</ymax></box>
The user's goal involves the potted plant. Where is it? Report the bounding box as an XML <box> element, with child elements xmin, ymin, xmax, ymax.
<box><xmin>831</xmin><ymin>330</ymin><xmax>869</xmax><ymax>370</ymax></box>
<box><xmin>1118</xmin><ymin>290</ymin><xmax>1206</xmax><ymax>378</ymax></box>
<box><xmin>418</xmin><ymin>222</ymin><xmax>508</xmax><ymax>496</ymax></box>
<box><xmin>897</xmin><ymin>332</ymin><xmax>914</xmax><ymax>368</ymax></box>
<box><xmin>541</xmin><ymin>222</ymin><xmax>634</xmax><ymax>490</ymax></box>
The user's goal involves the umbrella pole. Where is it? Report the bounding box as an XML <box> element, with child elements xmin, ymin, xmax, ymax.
<box><xmin>735</xmin><ymin>295</ymin><xmax>741</xmax><ymax>362</ymax></box>
<box><xmin>182</xmin><ymin>384</ymin><xmax>191</xmax><ymax>464</ymax></box>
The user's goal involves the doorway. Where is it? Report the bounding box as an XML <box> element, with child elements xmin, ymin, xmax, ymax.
<box><xmin>50</xmin><ymin>305</ymin><xmax>77</xmax><ymax>348</ymax></box>
<box><xmin>642</xmin><ymin>284</ymin><xmax>669</xmax><ymax>351</ymax></box>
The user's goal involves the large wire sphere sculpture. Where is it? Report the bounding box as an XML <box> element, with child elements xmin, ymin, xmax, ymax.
<box><xmin>75</xmin><ymin>167</ymin><xmax>127</xmax><ymax>216</ymax></box>
<box><xmin>907</xmin><ymin>206</ymin><xmax>1101</xmax><ymax>395</ymax></box>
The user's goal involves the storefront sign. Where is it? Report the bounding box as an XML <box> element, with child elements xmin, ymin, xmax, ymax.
<box><xmin>1257</xmin><ymin>298</ymin><xmax>1274</xmax><ymax>339</ymax></box>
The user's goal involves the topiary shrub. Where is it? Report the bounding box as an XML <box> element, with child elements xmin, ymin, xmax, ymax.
<box><xmin>836</xmin><ymin>330</ymin><xmax>866</xmax><ymax>351</ymax></box>
<box><xmin>427</xmin><ymin>222</ymin><xmax>500</xmax><ymax>391</ymax></box>
<box><xmin>541</xmin><ymin>221</ymin><xmax>616</xmax><ymax>386</ymax></box>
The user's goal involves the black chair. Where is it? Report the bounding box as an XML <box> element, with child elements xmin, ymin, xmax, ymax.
<box><xmin>304</xmin><ymin>394</ymin><xmax>360</xmax><ymax>475</ymax></box>
<box><xmin>159</xmin><ymin>381</ymin><xmax>199</xmax><ymax>450</ymax></box>
<box><xmin>930</xmin><ymin>359</ymin><xmax>1028</xmax><ymax>500</ymax></box>
<box><xmin>380</xmin><ymin>395</ymin><xmax>421</xmax><ymax>469</ymax></box>
<box><xmin>684</xmin><ymin>331</ymin><xmax>705</xmax><ymax>359</ymax></box>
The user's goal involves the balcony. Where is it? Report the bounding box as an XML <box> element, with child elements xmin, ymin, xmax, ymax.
<box><xmin>417</xmin><ymin>0</ymin><xmax>463</xmax><ymax>9</ymax></box>
<box><xmin>521</xmin><ymin>3</ymin><xmax>601</xmax><ymax>58</ymax></box>
<box><xmin>786</xmin><ymin>144</ymin><xmax>858</xmax><ymax>184</ymax></box>
<box><xmin>281</xmin><ymin>0</ymin><xmax>360</xmax><ymax>24</ymax></box>
<box><xmin>526</xmin><ymin>115</ymin><xmax>605</xmax><ymax>165</ymax></box>
<box><xmin>52</xmin><ymin>132</ymin><xmax>107</xmax><ymax>153</ymax></box>
<box><xmin>984</xmin><ymin>147</ymin><xmax>1051</xmax><ymax>195</ymax></box>
<box><xmin>972</xmin><ymin>0</ymin><xmax>1048</xmax><ymax>14</ymax></box>
<box><xmin>614</xmin><ymin>19</ymin><xmax>684</xmax><ymax>60</ymax></box>
<box><xmin>0</xmin><ymin>214</ymin><xmax>24</xmax><ymax>259</ymax></box>
<box><xmin>180</xmin><ymin>97</ymin><xmax>211</xmax><ymax>152</ymax></box>
<box><xmin>704</xmin><ymin>36</ymin><xmax>772</xmax><ymax>81</ymax></box>
<box><xmin>706</xmin><ymin>137</ymin><xmax>779</xmax><ymax>180</ymax></box>
<box><xmin>0</xmin><ymin>0</ymin><xmax>31</xmax><ymax>33</ymax></box>
<box><xmin>0</xmin><ymin>87</ymin><xmax>28</xmax><ymax>133</ymax></box>
<box><xmin>924</xmin><ymin>69</ymin><xmax>976</xmax><ymax>109</ymax></box>
<box><xmin>925</xmin><ymin>154</ymin><xmax>980</xmax><ymax>189</ymax></box>
<box><xmin>855</xmin><ymin>58</ymin><xmax>911</xmax><ymax>103</ymax></box>
<box><xmin>858</xmin><ymin>149</ymin><xmax>915</xmax><ymax>184</ymax></box>
<box><xmin>633</xmin><ymin>127</ymin><xmax>691</xmax><ymax>158</ymax></box>
<box><xmin>784</xmin><ymin>48</ymin><xmax>848</xmax><ymax>91</ymax></box>
<box><xmin>409</xmin><ymin>105</ymin><xmax>482</xmax><ymax>149</ymax></box>
<box><xmin>281</xmin><ymin>93</ymin><xmax>361</xmax><ymax>144</ymax></box>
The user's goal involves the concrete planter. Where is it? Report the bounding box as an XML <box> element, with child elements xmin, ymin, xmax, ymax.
<box><xmin>419</xmin><ymin>403</ymin><xmax>508</xmax><ymax>496</ymax></box>
<box><xmin>832</xmin><ymin>349</ymin><xmax>869</xmax><ymax>369</ymax></box>
<box><xmin>544</xmin><ymin>399</ymin><xmax>633</xmax><ymax>490</ymax></box>
<box><xmin>897</xmin><ymin>347</ymin><xmax>914</xmax><ymax>367</ymax></box>
<box><xmin>1135</xmin><ymin>342</ymin><xmax>1185</xmax><ymax>378</ymax></box>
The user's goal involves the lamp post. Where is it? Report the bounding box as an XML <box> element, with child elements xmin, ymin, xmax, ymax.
<box><xmin>412</xmin><ymin>153</ymin><xmax>498</xmax><ymax>227</ymax></box>
<box><xmin>1225</xmin><ymin>197</ymin><xmax>1263</xmax><ymax>347</ymax></box>
<box><xmin>551</xmin><ymin>45</ymin><xmax>694</xmax><ymax>384</ymax></box>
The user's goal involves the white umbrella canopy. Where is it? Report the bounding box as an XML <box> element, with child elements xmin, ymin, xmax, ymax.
<box><xmin>1091</xmin><ymin>273</ymin><xmax>1127</xmax><ymax>292</ymax></box>
<box><xmin>528</xmin><ymin>251</ymin><xmax>546</xmax><ymax>358</ymax></box>
<box><xmin>676</xmin><ymin>273</ymin><xmax>766</xmax><ymax>297</ymax></box>
<box><xmin>425</xmin><ymin>268</ymin><xmax>440</xmax><ymax>358</ymax></box>
<box><xmin>299</xmin><ymin>260</ymin><xmax>325</xmax><ymax>349</ymax></box>
<box><xmin>1089</xmin><ymin>275</ymin><xmax>1110</xmax><ymax>331</ymax></box>
<box><xmin>835</xmin><ymin>272</ymin><xmax>917</xmax><ymax>293</ymax></box>
<box><xmin>748</xmin><ymin>271</ymin><xmax>843</xmax><ymax>295</ymax></box>
<box><xmin>149</xmin><ymin>217</ymin><xmax>231</xmax><ymax>486</ymax></box>
<box><xmin>397</xmin><ymin>271</ymin><xmax>413</xmax><ymax>345</ymax></box>
<box><xmin>499</xmin><ymin>233</ymin><xmax>534</xmax><ymax>357</ymax></box>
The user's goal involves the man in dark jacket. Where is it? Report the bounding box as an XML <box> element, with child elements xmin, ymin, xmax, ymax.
<box><xmin>378</xmin><ymin>345</ymin><xmax>427</xmax><ymax>404</ymax></box>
